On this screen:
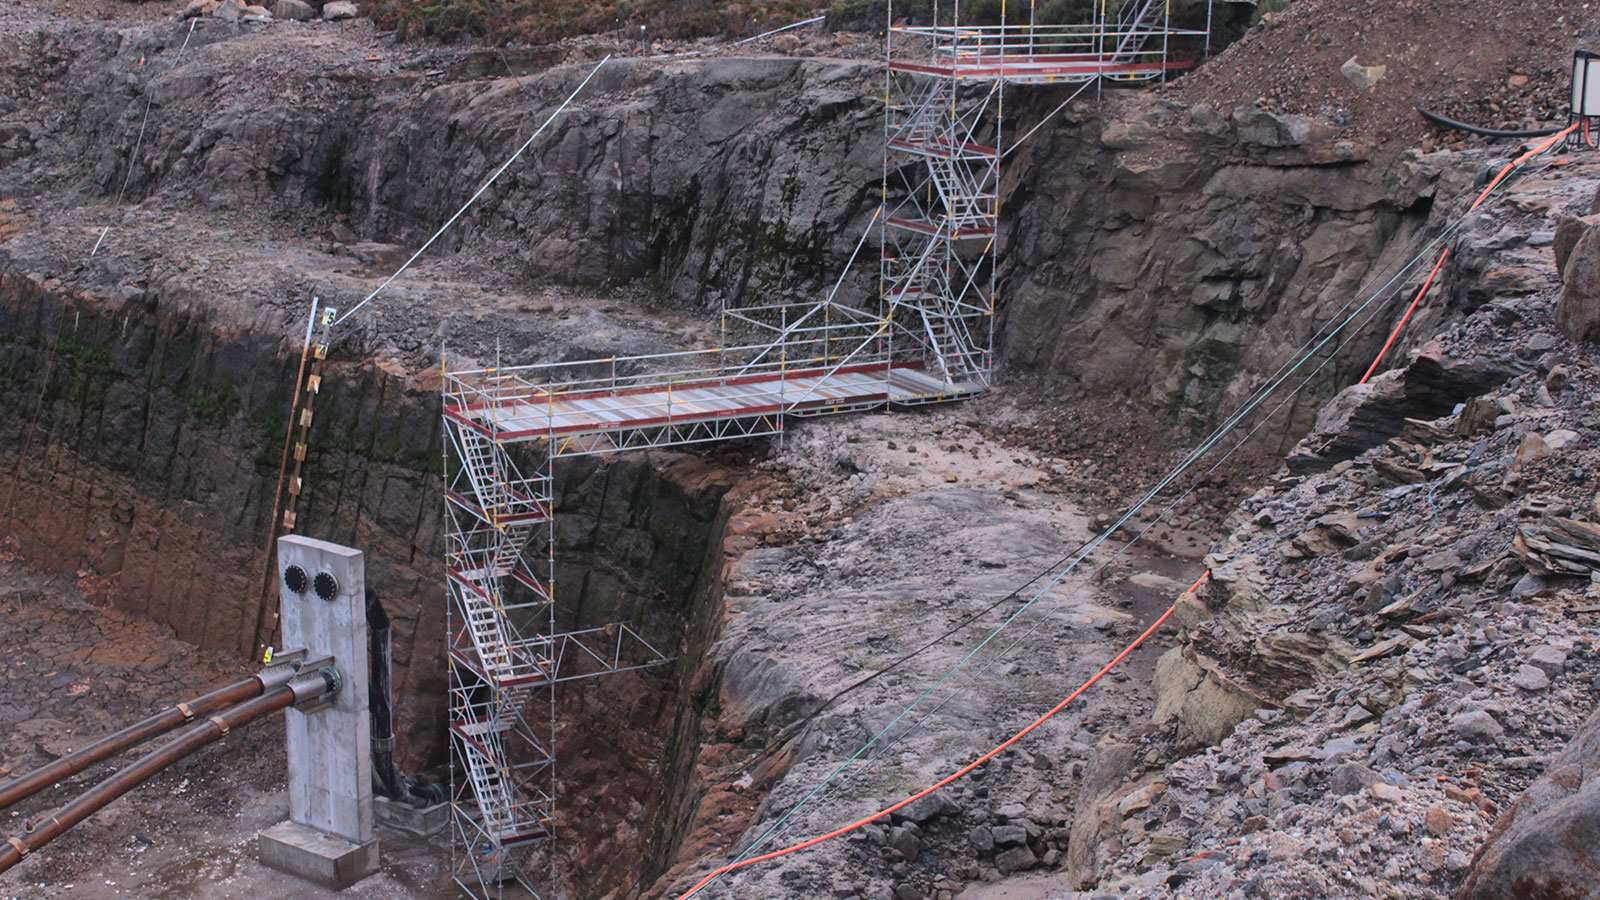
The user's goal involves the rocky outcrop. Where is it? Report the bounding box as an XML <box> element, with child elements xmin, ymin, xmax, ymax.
<box><xmin>1456</xmin><ymin>706</ymin><xmax>1600</xmax><ymax>900</ymax></box>
<box><xmin>1058</xmin><ymin>150</ymin><xmax>1600</xmax><ymax>898</ymax></box>
<box><xmin>1150</xmin><ymin>644</ymin><xmax>1269</xmax><ymax>745</ymax></box>
<box><xmin>1285</xmin><ymin>338</ymin><xmax>1523</xmax><ymax>473</ymax></box>
<box><xmin>1556</xmin><ymin>213</ymin><xmax>1600</xmax><ymax>343</ymax></box>
<box><xmin>0</xmin><ymin>20</ymin><xmax>885</xmax><ymax>314</ymax></box>
<box><xmin>999</xmin><ymin>96</ymin><xmax>1472</xmax><ymax>444</ymax></box>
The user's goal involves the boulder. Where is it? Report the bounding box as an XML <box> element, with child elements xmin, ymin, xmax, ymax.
<box><xmin>991</xmin><ymin>824</ymin><xmax>1028</xmax><ymax>846</ymax></box>
<box><xmin>322</xmin><ymin>1</ymin><xmax>358</xmax><ymax>20</ymax></box>
<box><xmin>1553</xmin><ymin>214</ymin><xmax>1600</xmax><ymax>275</ymax></box>
<box><xmin>272</xmin><ymin>0</ymin><xmax>315</xmax><ymax>19</ymax></box>
<box><xmin>886</xmin><ymin>826</ymin><xmax>921</xmax><ymax>861</ymax></box>
<box><xmin>1529</xmin><ymin>646</ymin><xmax>1570</xmax><ymax>677</ymax></box>
<box><xmin>1330</xmin><ymin>762</ymin><xmax>1383</xmax><ymax>795</ymax></box>
<box><xmin>1456</xmin><ymin>707</ymin><xmax>1600</xmax><ymax>900</ymax></box>
<box><xmin>1339</xmin><ymin>56</ymin><xmax>1387</xmax><ymax>91</ymax></box>
<box><xmin>1556</xmin><ymin>219</ymin><xmax>1600</xmax><ymax>343</ymax></box>
<box><xmin>894</xmin><ymin>791</ymin><xmax>960</xmax><ymax>824</ymax></box>
<box><xmin>180</xmin><ymin>0</ymin><xmax>220</xmax><ymax>17</ymax></box>
<box><xmin>1451</xmin><ymin>710</ymin><xmax>1504</xmax><ymax>743</ymax></box>
<box><xmin>1066</xmin><ymin>740</ymin><xmax>1139</xmax><ymax>888</ymax></box>
<box><xmin>994</xmin><ymin>845</ymin><xmax>1039</xmax><ymax>875</ymax></box>
<box><xmin>1512</xmin><ymin>665</ymin><xmax>1550</xmax><ymax>692</ymax></box>
<box><xmin>1150</xmin><ymin>645</ymin><xmax>1269</xmax><ymax>745</ymax></box>
<box><xmin>212</xmin><ymin>0</ymin><xmax>246</xmax><ymax>20</ymax></box>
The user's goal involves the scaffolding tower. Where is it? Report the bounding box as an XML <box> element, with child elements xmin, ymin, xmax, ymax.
<box><xmin>440</xmin><ymin>3</ymin><xmax>1209</xmax><ymax>896</ymax></box>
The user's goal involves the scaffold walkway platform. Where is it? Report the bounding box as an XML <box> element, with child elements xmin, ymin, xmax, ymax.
<box><xmin>440</xmin><ymin>0</ymin><xmax>1220</xmax><ymax>893</ymax></box>
<box><xmin>445</xmin><ymin>359</ymin><xmax>981</xmax><ymax>454</ymax></box>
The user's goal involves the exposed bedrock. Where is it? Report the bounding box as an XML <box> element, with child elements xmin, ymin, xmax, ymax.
<box><xmin>1456</xmin><ymin>705</ymin><xmax>1600</xmax><ymax>900</ymax></box>
<box><xmin>3</xmin><ymin>17</ymin><xmax>1491</xmax><ymax>442</ymax></box>
<box><xmin>1000</xmin><ymin>95</ymin><xmax>1486</xmax><ymax>445</ymax></box>
<box><xmin>0</xmin><ymin>269</ymin><xmax>746</xmax><ymax>785</ymax></box>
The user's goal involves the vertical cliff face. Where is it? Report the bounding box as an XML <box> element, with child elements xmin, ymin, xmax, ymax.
<box><xmin>998</xmin><ymin>94</ymin><xmax>1463</xmax><ymax>447</ymax></box>
<box><xmin>0</xmin><ymin>270</ymin><xmax>450</xmax><ymax>762</ymax></box>
<box><xmin>3</xmin><ymin>13</ymin><xmax>1475</xmax><ymax>442</ymax></box>
<box><xmin>0</xmin><ymin>270</ymin><xmax>749</xmax><ymax>900</ymax></box>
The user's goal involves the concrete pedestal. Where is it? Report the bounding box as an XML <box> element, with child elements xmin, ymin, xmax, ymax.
<box><xmin>257</xmin><ymin>535</ymin><xmax>378</xmax><ymax>890</ymax></box>
<box><xmin>258</xmin><ymin>821</ymin><xmax>379</xmax><ymax>890</ymax></box>
<box><xmin>375</xmin><ymin>796</ymin><xmax>450</xmax><ymax>836</ymax></box>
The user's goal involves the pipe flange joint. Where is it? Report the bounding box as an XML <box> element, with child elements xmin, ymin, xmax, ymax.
<box><xmin>289</xmin><ymin>666</ymin><xmax>341</xmax><ymax>707</ymax></box>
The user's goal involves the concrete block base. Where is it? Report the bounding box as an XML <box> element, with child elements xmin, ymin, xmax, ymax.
<box><xmin>258</xmin><ymin>821</ymin><xmax>379</xmax><ymax>890</ymax></box>
<box><xmin>375</xmin><ymin>796</ymin><xmax>450</xmax><ymax>836</ymax></box>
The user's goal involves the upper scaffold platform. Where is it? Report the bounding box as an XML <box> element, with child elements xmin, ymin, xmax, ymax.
<box><xmin>889</xmin><ymin>18</ymin><xmax>1206</xmax><ymax>85</ymax></box>
<box><xmin>444</xmin><ymin>343</ymin><xmax>983</xmax><ymax>458</ymax></box>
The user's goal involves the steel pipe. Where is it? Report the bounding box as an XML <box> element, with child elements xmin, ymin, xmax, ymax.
<box><xmin>0</xmin><ymin>687</ymin><xmax>301</xmax><ymax>874</ymax></box>
<box><xmin>0</xmin><ymin>676</ymin><xmax>263</xmax><ymax>812</ymax></box>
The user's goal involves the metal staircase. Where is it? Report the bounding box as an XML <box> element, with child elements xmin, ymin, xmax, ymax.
<box><xmin>883</xmin><ymin>65</ymin><xmax>1001</xmax><ymax>388</ymax></box>
<box><xmin>444</xmin><ymin>371</ymin><xmax>672</xmax><ymax>897</ymax></box>
<box><xmin>438</xmin><ymin>4</ymin><xmax>1214</xmax><ymax>896</ymax></box>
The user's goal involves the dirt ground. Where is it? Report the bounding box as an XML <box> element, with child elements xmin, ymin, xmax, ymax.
<box><xmin>0</xmin><ymin>551</ymin><xmax>455</xmax><ymax>900</ymax></box>
<box><xmin>1170</xmin><ymin>0</ymin><xmax>1600</xmax><ymax>160</ymax></box>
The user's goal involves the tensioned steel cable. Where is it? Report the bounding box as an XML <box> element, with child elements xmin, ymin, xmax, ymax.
<box><xmin>848</xmin><ymin>265</ymin><xmax>1428</xmax><ymax>777</ymax></box>
<box><xmin>744</xmin><ymin>158</ymin><xmax>1503</xmax><ymax>755</ymax></box>
<box><xmin>333</xmin><ymin>55</ymin><xmax>613</xmax><ymax>327</ymax></box>
<box><xmin>92</xmin><ymin>18</ymin><xmax>199</xmax><ymax>257</ymax></box>
<box><xmin>736</xmin><ymin>148</ymin><xmax>1569</xmax><ymax>856</ymax></box>
<box><xmin>749</xmin><ymin>289</ymin><xmax>1423</xmax><ymax>858</ymax></box>
<box><xmin>725</xmin><ymin>142</ymin><xmax>1573</xmax><ymax>876</ymax></box>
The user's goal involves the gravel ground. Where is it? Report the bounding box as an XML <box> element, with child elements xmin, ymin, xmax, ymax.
<box><xmin>0</xmin><ymin>551</ymin><xmax>454</xmax><ymax>900</ymax></box>
<box><xmin>1169</xmin><ymin>0</ymin><xmax>1600</xmax><ymax>161</ymax></box>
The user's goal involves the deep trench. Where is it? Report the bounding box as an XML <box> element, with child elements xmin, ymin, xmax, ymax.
<box><xmin>0</xmin><ymin>271</ymin><xmax>756</xmax><ymax>899</ymax></box>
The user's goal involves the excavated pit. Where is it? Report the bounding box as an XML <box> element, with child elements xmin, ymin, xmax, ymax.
<box><xmin>2</xmin><ymin>8</ymin><xmax>1557</xmax><ymax>899</ymax></box>
<box><xmin>0</xmin><ymin>269</ymin><xmax>770</xmax><ymax>899</ymax></box>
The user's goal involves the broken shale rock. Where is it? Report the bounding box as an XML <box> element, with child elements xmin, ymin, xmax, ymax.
<box><xmin>1150</xmin><ymin>645</ymin><xmax>1270</xmax><ymax>745</ymax></box>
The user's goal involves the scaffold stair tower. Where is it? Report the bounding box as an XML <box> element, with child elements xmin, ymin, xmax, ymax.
<box><xmin>440</xmin><ymin>2</ymin><xmax>1211</xmax><ymax>896</ymax></box>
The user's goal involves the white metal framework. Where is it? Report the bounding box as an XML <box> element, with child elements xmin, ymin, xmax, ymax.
<box><xmin>880</xmin><ymin>0</ymin><xmax>1208</xmax><ymax>387</ymax></box>
<box><xmin>442</xmin><ymin>377</ymin><xmax>673</xmax><ymax>895</ymax></box>
<box><xmin>440</xmin><ymin>3</ymin><xmax>1210</xmax><ymax>895</ymax></box>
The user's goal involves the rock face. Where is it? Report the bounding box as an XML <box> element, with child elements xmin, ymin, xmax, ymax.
<box><xmin>1150</xmin><ymin>644</ymin><xmax>1268</xmax><ymax>745</ymax></box>
<box><xmin>1456</xmin><ymin>706</ymin><xmax>1600</xmax><ymax>900</ymax></box>
<box><xmin>0</xmin><ymin>13</ymin><xmax>1495</xmax><ymax>444</ymax></box>
<box><xmin>0</xmin><ymin>272</ymin><xmax>739</xmax><ymax>792</ymax></box>
<box><xmin>1556</xmin><ymin>215</ymin><xmax>1600</xmax><ymax>343</ymax></box>
<box><xmin>1000</xmin><ymin>96</ymin><xmax>1467</xmax><ymax>441</ymax></box>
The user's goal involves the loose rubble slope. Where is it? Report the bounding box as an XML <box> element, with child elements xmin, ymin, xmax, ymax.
<box><xmin>1048</xmin><ymin>150</ymin><xmax>1600</xmax><ymax>898</ymax></box>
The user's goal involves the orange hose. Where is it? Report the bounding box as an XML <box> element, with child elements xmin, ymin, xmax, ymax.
<box><xmin>1359</xmin><ymin>249</ymin><xmax>1449</xmax><ymax>384</ymax></box>
<box><xmin>1468</xmin><ymin>123</ymin><xmax>1578</xmax><ymax>213</ymax></box>
<box><xmin>1359</xmin><ymin>121</ymin><xmax>1579</xmax><ymax>385</ymax></box>
<box><xmin>674</xmin><ymin>570</ymin><xmax>1212</xmax><ymax>899</ymax></box>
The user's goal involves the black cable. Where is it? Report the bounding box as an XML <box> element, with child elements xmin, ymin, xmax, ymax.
<box><xmin>1417</xmin><ymin>106</ymin><xmax>1563</xmax><ymax>138</ymax></box>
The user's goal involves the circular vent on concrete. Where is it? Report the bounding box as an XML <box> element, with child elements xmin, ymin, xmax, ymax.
<box><xmin>313</xmin><ymin>571</ymin><xmax>339</xmax><ymax>602</ymax></box>
<box><xmin>283</xmin><ymin>565</ymin><xmax>309</xmax><ymax>594</ymax></box>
